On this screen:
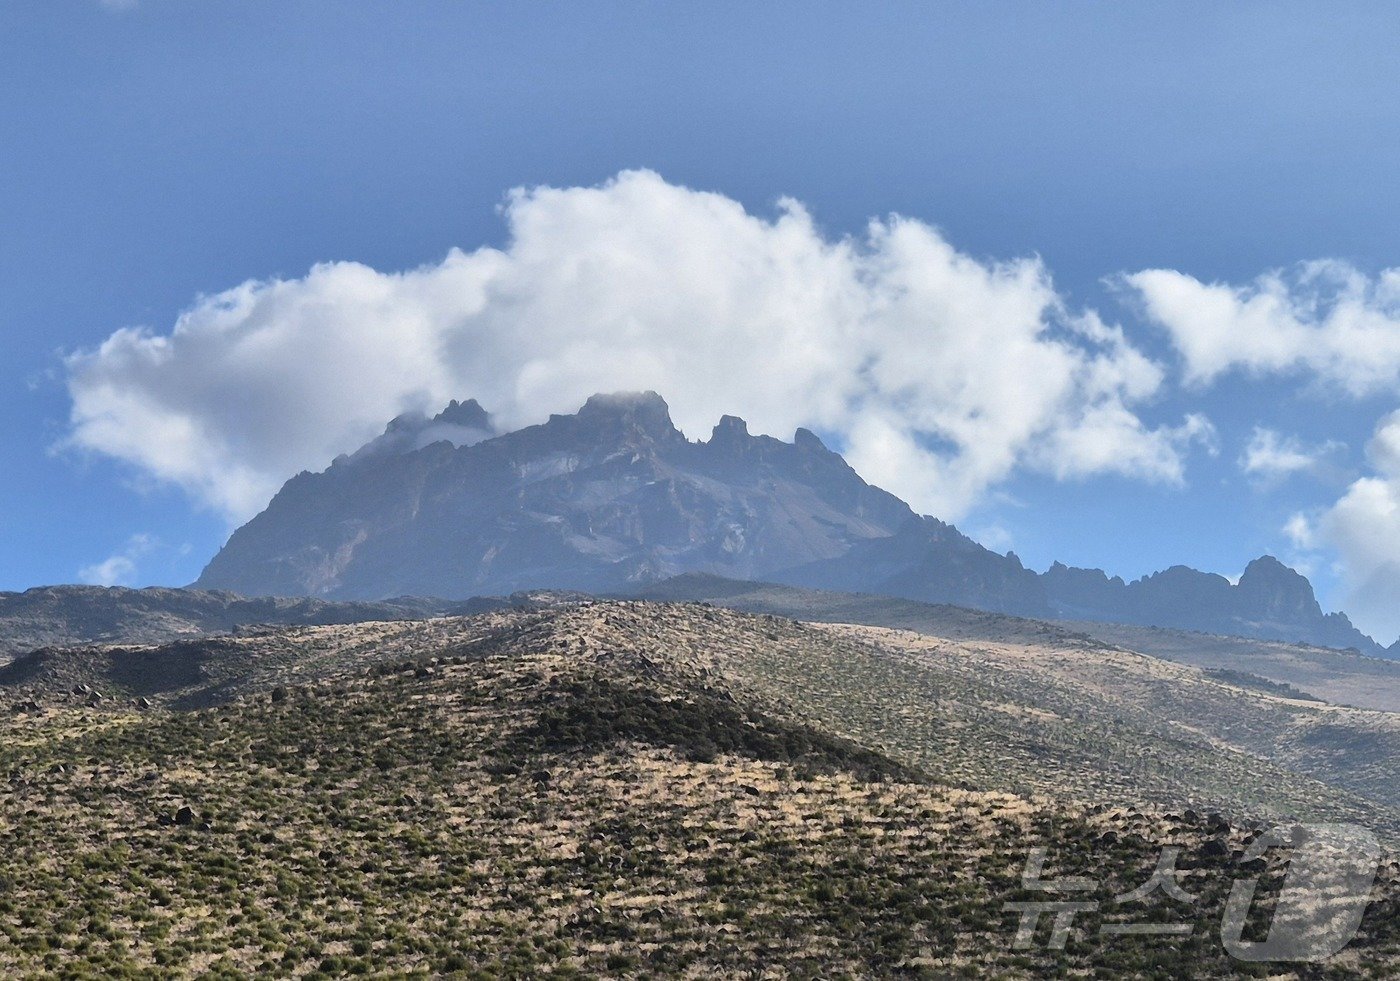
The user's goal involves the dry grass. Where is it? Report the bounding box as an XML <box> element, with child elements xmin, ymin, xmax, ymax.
<box><xmin>1</xmin><ymin>601</ymin><xmax>1398</xmax><ymax>976</ymax></box>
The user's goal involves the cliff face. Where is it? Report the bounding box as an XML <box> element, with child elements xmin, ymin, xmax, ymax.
<box><xmin>1043</xmin><ymin>555</ymin><xmax>1386</xmax><ymax>656</ymax></box>
<box><xmin>195</xmin><ymin>392</ymin><xmax>1391</xmax><ymax>655</ymax></box>
<box><xmin>777</xmin><ymin>517</ymin><xmax>1048</xmax><ymax>616</ymax></box>
<box><xmin>197</xmin><ymin>392</ymin><xmax>1004</xmax><ymax>601</ymax></box>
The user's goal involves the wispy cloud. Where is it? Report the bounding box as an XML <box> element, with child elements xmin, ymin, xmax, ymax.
<box><xmin>78</xmin><ymin>533</ymin><xmax>156</xmax><ymax>587</ymax></box>
<box><xmin>1240</xmin><ymin>427</ymin><xmax>1344</xmax><ymax>482</ymax></box>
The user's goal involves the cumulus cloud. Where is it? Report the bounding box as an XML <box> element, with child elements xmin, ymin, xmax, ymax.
<box><xmin>79</xmin><ymin>533</ymin><xmax>156</xmax><ymax>587</ymax></box>
<box><xmin>1123</xmin><ymin>255</ymin><xmax>1400</xmax><ymax>639</ymax></box>
<box><xmin>1126</xmin><ymin>261</ymin><xmax>1400</xmax><ymax>395</ymax></box>
<box><xmin>1240</xmin><ymin>427</ymin><xmax>1344</xmax><ymax>482</ymax></box>
<box><xmin>1283</xmin><ymin>412</ymin><xmax>1400</xmax><ymax>643</ymax></box>
<box><xmin>64</xmin><ymin>170</ymin><xmax>1205</xmax><ymax>523</ymax></box>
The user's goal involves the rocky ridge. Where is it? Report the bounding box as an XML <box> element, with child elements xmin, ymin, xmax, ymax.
<box><xmin>192</xmin><ymin>392</ymin><xmax>1395</xmax><ymax>656</ymax></box>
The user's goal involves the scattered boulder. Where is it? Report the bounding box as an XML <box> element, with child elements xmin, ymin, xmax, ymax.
<box><xmin>174</xmin><ymin>805</ymin><xmax>195</xmax><ymax>827</ymax></box>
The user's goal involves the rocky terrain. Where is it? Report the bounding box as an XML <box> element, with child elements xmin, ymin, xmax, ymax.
<box><xmin>0</xmin><ymin>584</ymin><xmax>512</xmax><ymax>662</ymax></box>
<box><xmin>1</xmin><ymin>600</ymin><xmax>1398</xmax><ymax>975</ymax></box>
<box><xmin>636</xmin><ymin>574</ymin><xmax>1400</xmax><ymax>713</ymax></box>
<box><xmin>1043</xmin><ymin>556</ymin><xmax>1387</xmax><ymax>656</ymax></box>
<box><xmin>192</xmin><ymin>392</ymin><xmax>1396</xmax><ymax>656</ymax></box>
<box><xmin>195</xmin><ymin>392</ymin><xmax>934</xmax><ymax>602</ymax></box>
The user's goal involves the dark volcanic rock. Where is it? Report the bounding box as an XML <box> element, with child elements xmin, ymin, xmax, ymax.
<box><xmin>1235</xmin><ymin>556</ymin><xmax>1321</xmax><ymax>622</ymax></box>
<box><xmin>778</xmin><ymin>517</ymin><xmax>1048</xmax><ymax>616</ymax></box>
<box><xmin>191</xmin><ymin>391</ymin><xmax>1391</xmax><ymax>654</ymax></box>
<box><xmin>1043</xmin><ymin>554</ymin><xmax>1386</xmax><ymax>656</ymax></box>
<box><xmin>197</xmin><ymin>392</ymin><xmax>1037</xmax><ymax>606</ymax></box>
<box><xmin>1201</xmin><ymin>838</ymin><xmax>1229</xmax><ymax>858</ymax></box>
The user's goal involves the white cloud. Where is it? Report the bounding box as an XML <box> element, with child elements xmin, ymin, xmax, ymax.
<box><xmin>79</xmin><ymin>533</ymin><xmax>156</xmax><ymax>587</ymax></box>
<box><xmin>1125</xmin><ymin>258</ymin><xmax>1400</xmax><ymax>639</ymax></box>
<box><xmin>1126</xmin><ymin>261</ymin><xmax>1400</xmax><ymax>396</ymax></box>
<box><xmin>1283</xmin><ymin>511</ymin><xmax>1316</xmax><ymax>551</ymax></box>
<box><xmin>1027</xmin><ymin>407</ymin><xmax>1215</xmax><ymax>484</ymax></box>
<box><xmin>64</xmin><ymin>170</ymin><xmax>1203</xmax><ymax>523</ymax></box>
<box><xmin>1283</xmin><ymin>412</ymin><xmax>1400</xmax><ymax>643</ymax></box>
<box><xmin>1240</xmin><ymin>427</ymin><xmax>1344</xmax><ymax>481</ymax></box>
<box><xmin>967</xmin><ymin>522</ymin><xmax>1014</xmax><ymax>553</ymax></box>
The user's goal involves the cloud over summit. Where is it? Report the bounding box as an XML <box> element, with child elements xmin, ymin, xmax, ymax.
<box><xmin>65</xmin><ymin>171</ymin><xmax>1202</xmax><ymax>523</ymax></box>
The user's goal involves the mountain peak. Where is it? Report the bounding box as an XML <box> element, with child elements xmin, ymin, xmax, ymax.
<box><xmin>344</xmin><ymin>398</ymin><xmax>495</xmax><ymax>463</ymax></box>
<box><xmin>793</xmin><ymin>427</ymin><xmax>828</xmax><ymax>452</ymax></box>
<box><xmin>199</xmin><ymin>390</ymin><xmax>917</xmax><ymax>599</ymax></box>
<box><xmin>434</xmin><ymin>398</ymin><xmax>491</xmax><ymax>431</ymax></box>
<box><xmin>1239</xmin><ymin>554</ymin><xmax>1296</xmax><ymax>582</ymax></box>
<box><xmin>575</xmin><ymin>391</ymin><xmax>679</xmax><ymax>440</ymax></box>
<box><xmin>195</xmin><ymin>393</ymin><xmax>1391</xmax><ymax>658</ymax></box>
<box><xmin>1236</xmin><ymin>554</ymin><xmax>1323</xmax><ymax>621</ymax></box>
<box><xmin>713</xmin><ymin>414</ymin><xmax>748</xmax><ymax>436</ymax></box>
<box><xmin>708</xmin><ymin>414</ymin><xmax>751</xmax><ymax>450</ymax></box>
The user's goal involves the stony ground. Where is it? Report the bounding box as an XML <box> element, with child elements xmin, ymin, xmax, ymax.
<box><xmin>1</xmin><ymin>601</ymin><xmax>1398</xmax><ymax>976</ymax></box>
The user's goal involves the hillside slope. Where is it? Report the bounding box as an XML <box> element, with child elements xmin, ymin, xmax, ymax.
<box><xmin>0</xmin><ymin>584</ymin><xmax>509</xmax><ymax>661</ymax></box>
<box><xmin>636</xmin><ymin>574</ymin><xmax>1400</xmax><ymax>712</ymax></box>
<box><xmin>3</xmin><ymin>601</ymin><xmax>1398</xmax><ymax>975</ymax></box>
<box><xmin>1057</xmin><ymin>619</ymin><xmax>1400</xmax><ymax>714</ymax></box>
<box><xmin>8</xmin><ymin>600</ymin><xmax>1400</xmax><ymax>837</ymax></box>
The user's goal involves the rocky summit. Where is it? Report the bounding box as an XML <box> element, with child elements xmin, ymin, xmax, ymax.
<box><xmin>196</xmin><ymin>391</ymin><xmax>1028</xmax><ymax>605</ymax></box>
<box><xmin>196</xmin><ymin>392</ymin><xmax>1396</xmax><ymax>655</ymax></box>
<box><xmin>1042</xmin><ymin>554</ymin><xmax>1386</xmax><ymax>655</ymax></box>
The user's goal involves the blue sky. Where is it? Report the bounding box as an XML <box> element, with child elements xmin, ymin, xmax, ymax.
<box><xmin>6</xmin><ymin>2</ymin><xmax>1400</xmax><ymax>639</ymax></box>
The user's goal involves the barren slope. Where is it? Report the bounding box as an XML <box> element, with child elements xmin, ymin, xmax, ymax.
<box><xmin>2</xmin><ymin>602</ymin><xmax>1398</xmax><ymax>976</ymax></box>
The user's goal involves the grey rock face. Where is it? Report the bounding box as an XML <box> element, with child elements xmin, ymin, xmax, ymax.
<box><xmin>1043</xmin><ymin>554</ymin><xmax>1386</xmax><ymax>656</ymax></box>
<box><xmin>194</xmin><ymin>391</ymin><xmax>1392</xmax><ymax>655</ymax></box>
<box><xmin>196</xmin><ymin>392</ymin><xmax>955</xmax><ymax>601</ymax></box>
<box><xmin>777</xmin><ymin>516</ymin><xmax>1049</xmax><ymax>616</ymax></box>
<box><xmin>338</xmin><ymin>399</ymin><xmax>496</xmax><ymax>464</ymax></box>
